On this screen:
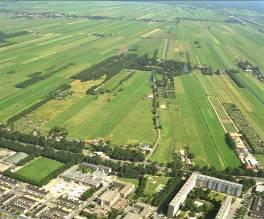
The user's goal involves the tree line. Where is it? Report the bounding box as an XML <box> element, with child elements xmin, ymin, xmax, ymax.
<box><xmin>0</xmin><ymin>127</ymin><xmax>85</xmax><ymax>153</ymax></box>
<box><xmin>15</xmin><ymin>63</ymin><xmax>74</xmax><ymax>89</ymax></box>
<box><xmin>135</xmin><ymin>175</ymin><xmax>147</xmax><ymax>198</ymax></box>
<box><xmin>73</xmin><ymin>53</ymin><xmax>185</xmax><ymax>84</ymax></box>
<box><xmin>91</xmin><ymin>144</ymin><xmax>145</xmax><ymax>162</ymax></box>
<box><xmin>7</xmin><ymin>83</ymin><xmax>72</xmax><ymax>124</ymax></box>
<box><xmin>0</xmin><ymin>129</ymin><xmax>158</xmax><ymax>181</ymax></box>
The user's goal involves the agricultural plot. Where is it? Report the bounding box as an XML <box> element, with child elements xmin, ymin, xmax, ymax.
<box><xmin>207</xmin><ymin>96</ymin><xmax>238</xmax><ymax>133</ymax></box>
<box><xmin>14</xmin><ymin>157</ymin><xmax>64</xmax><ymax>183</ymax></box>
<box><xmin>0</xmin><ymin>14</ymin><xmax>159</xmax><ymax>122</ymax></box>
<box><xmin>15</xmin><ymin>70</ymin><xmax>156</xmax><ymax>145</ymax></box>
<box><xmin>151</xmin><ymin>74</ymin><xmax>240</xmax><ymax>169</ymax></box>
<box><xmin>210</xmin><ymin>74</ymin><xmax>264</xmax><ymax>139</ymax></box>
<box><xmin>0</xmin><ymin>1</ymin><xmax>263</xmax><ymax>169</ymax></box>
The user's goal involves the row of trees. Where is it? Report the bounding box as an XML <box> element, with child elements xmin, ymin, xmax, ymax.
<box><xmin>7</xmin><ymin>83</ymin><xmax>73</xmax><ymax>123</ymax></box>
<box><xmin>0</xmin><ymin>127</ymin><xmax>85</xmax><ymax>153</ymax></box>
<box><xmin>0</xmin><ymin>129</ymin><xmax>158</xmax><ymax>181</ymax></box>
<box><xmin>73</xmin><ymin>53</ymin><xmax>185</xmax><ymax>84</ymax></box>
<box><xmin>151</xmin><ymin>74</ymin><xmax>161</xmax><ymax>130</ymax></box>
<box><xmin>135</xmin><ymin>176</ymin><xmax>147</xmax><ymax>198</ymax></box>
<box><xmin>0</xmin><ymin>137</ymin><xmax>83</xmax><ymax>164</ymax></box>
<box><xmin>91</xmin><ymin>144</ymin><xmax>145</xmax><ymax>162</ymax></box>
<box><xmin>15</xmin><ymin>63</ymin><xmax>74</xmax><ymax>89</ymax></box>
<box><xmin>226</xmin><ymin>71</ymin><xmax>245</xmax><ymax>88</ymax></box>
<box><xmin>15</xmin><ymin>73</ymin><xmax>50</xmax><ymax>88</ymax></box>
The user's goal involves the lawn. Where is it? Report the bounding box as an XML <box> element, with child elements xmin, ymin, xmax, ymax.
<box><xmin>144</xmin><ymin>175</ymin><xmax>171</xmax><ymax>197</ymax></box>
<box><xmin>15</xmin><ymin>157</ymin><xmax>64</xmax><ymax>183</ymax></box>
<box><xmin>118</xmin><ymin>177</ymin><xmax>139</xmax><ymax>188</ymax></box>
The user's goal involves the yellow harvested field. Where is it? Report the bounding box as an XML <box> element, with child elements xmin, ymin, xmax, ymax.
<box><xmin>141</xmin><ymin>28</ymin><xmax>160</xmax><ymax>37</ymax></box>
<box><xmin>175</xmin><ymin>77</ymin><xmax>184</xmax><ymax>94</ymax></box>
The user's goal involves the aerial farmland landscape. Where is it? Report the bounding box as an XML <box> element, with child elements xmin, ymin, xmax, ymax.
<box><xmin>0</xmin><ymin>1</ymin><xmax>263</xmax><ymax>218</ymax></box>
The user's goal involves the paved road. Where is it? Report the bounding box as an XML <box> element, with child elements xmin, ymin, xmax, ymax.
<box><xmin>145</xmin><ymin>128</ymin><xmax>161</xmax><ymax>161</ymax></box>
<box><xmin>145</xmin><ymin>74</ymin><xmax>161</xmax><ymax>162</ymax></box>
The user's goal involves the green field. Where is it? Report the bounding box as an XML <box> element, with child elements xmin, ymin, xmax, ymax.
<box><xmin>144</xmin><ymin>175</ymin><xmax>171</xmax><ymax>197</ymax></box>
<box><xmin>151</xmin><ymin>73</ymin><xmax>241</xmax><ymax>169</ymax></box>
<box><xmin>0</xmin><ymin>1</ymin><xmax>263</xmax><ymax>169</ymax></box>
<box><xmin>208</xmin><ymin>96</ymin><xmax>237</xmax><ymax>133</ymax></box>
<box><xmin>15</xmin><ymin>157</ymin><xmax>64</xmax><ymax>183</ymax></box>
<box><xmin>14</xmin><ymin>70</ymin><xmax>156</xmax><ymax>145</ymax></box>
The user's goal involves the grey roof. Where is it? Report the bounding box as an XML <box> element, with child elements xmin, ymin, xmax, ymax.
<box><xmin>5</xmin><ymin>152</ymin><xmax>28</xmax><ymax>164</ymax></box>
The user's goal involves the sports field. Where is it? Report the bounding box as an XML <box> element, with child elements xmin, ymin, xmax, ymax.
<box><xmin>15</xmin><ymin>157</ymin><xmax>64</xmax><ymax>183</ymax></box>
<box><xmin>0</xmin><ymin>1</ymin><xmax>263</xmax><ymax>169</ymax></box>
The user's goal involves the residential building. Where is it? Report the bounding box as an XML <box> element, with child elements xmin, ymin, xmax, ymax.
<box><xmin>98</xmin><ymin>190</ymin><xmax>120</xmax><ymax>207</ymax></box>
<box><xmin>196</xmin><ymin>174</ymin><xmax>243</xmax><ymax>196</ymax></box>
<box><xmin>167</xmin><ymin>173</ymin><xmax>198</xmax><ymax>217</ymax></box>
<box><xmin>215</xmin><ymin>196</ymin><xmax>232</xmax><ymax>219</ymax></box>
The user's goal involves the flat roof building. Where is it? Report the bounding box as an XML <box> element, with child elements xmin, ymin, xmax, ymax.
<box><xmin>196</xmin><ymin>174</ymin><xmax>243</xmax><ymax>197</ymax></box>
<box><xmin>114</xmin><ymin>180</ymin><xmax>135</xmax><ymax>198</ymax></box>
<box><xmin>123</xmin><ymin>212</ymin><xmax>142</xmax><ymax>219</ymax></box>
<box><xmin>215</xmin><ymin>196</ymin><xmax>232</xmax><ymax>219</ymax></box>
<box><xmin>167</xmin><ymin>173</ymin><xmax>198</xmax><ymax>217</ymax></box>
<box><xmin>256</xmin><ymin>184</ymin><xmax>264</xmax><ymax>193</ymax></box>
<box><xmin>5</xmin><ymin>152</ymin><xmax>28</xmax><ymax>165</ymax></box>
<box><xmin>98</xmin><ymin>190</ymin><xmax>120</xmax><ymax>207</ymax></box>
<box><xmin>61</xmin><ymin>163</ymin><xmax>109</xmax><ymax>187</ymax></box>
<box><xmin>167</xmin><ymin>173</ymin><xmax>243</xmax><ymax>217</ymax></box>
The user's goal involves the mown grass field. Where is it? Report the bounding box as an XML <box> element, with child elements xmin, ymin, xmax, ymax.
<box><xmin>0</xmin><ymin>1</ymin><xmax>263</xmax><ymax>169</ymax></box>
<box><xmin>151</xmin><ymin>73</ymin><xmax>241</xmax><ymax>169</ymax></box>
<box><xmin>15</xmin><ymin>70</ymin><xmax>155</xmax><ymax>145</ymax></box>
<box><xmin>208</xmin><ymin>96</ymin><xmax>237</xmax><ymax>133</ymax></box>
<box><xmin>15</xmin><ymin>157</ymin><xmax>64</xmax><ymax>183</ymax></box>
<box><xmin>144</xmin><ymin>175</ymin><xmax>171</xmax><ymax>197</ymax></box>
